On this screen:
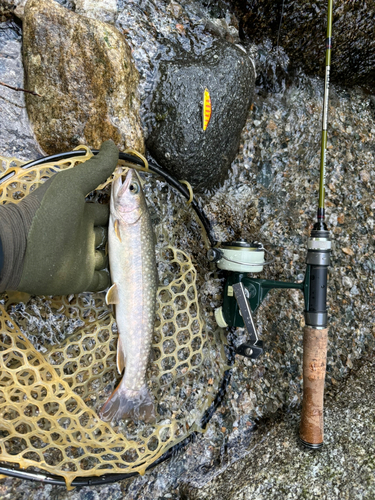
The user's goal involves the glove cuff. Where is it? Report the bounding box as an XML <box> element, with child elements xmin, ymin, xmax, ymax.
<box><xmin>0</xmin><ymin>197</ymin><xmax>40</xmax><ymax>292</ymax></box>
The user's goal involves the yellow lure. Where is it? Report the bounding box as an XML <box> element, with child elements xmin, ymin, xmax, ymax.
<box><xmin>203</xmin><ymin>88</ymin><xmax>212</xmax><ymax>131</ymax></box>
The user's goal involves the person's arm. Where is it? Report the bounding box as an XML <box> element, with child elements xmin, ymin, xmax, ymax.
<box><xmin>0</xmin><ymin>198</ymin><xmax>36</xmax><ymax>292</ymax></box>
<box><xmin>0</xmin><ymin>140</ymin><xmax>119</xmax><ymax>295</ymax></box>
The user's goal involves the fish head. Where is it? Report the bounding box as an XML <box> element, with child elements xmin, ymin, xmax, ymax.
<box><xmin>110</xmin><ymin>168</ymin><xmax>146</xmax><ymax>224</ymax></box>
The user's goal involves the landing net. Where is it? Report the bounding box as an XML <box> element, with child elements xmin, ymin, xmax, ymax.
<box><xmin>0</xmin><ymin>152</ymin><xmax>227</xmax><ymax>488</ymax></box>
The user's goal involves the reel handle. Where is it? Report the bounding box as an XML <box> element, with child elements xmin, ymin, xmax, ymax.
<box><xmin>299</xmin><ymin>326</ymin><xmax>328</xmax><ymax>449</ymax></box>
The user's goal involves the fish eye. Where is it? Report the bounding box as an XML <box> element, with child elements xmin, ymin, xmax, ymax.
<box><xmin>129</xmin><ymin>182</ymin><xmax>140</xmax><ymax>194</ymax></box>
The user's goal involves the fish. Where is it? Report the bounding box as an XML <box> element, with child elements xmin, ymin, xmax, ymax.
<box><xmin>202</xmin><ymin>88</ymin><xmax>211</xmax><ymax>131</ymax></box>
<box><xmin>99</xmin><ymin>168</ymin><xmax>157</xmax><ymax>424</ymax></box>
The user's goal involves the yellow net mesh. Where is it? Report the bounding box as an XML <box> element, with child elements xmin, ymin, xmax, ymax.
<box><xmin>0</xmin><ymin>152</ymin><xmax>227</xmax><ymax>489</ymax></box>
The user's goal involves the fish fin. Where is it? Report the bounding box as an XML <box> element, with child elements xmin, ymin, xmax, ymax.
<box><xmin>105</xmin><ymin>283</ymin><xmax>119</xmax><ymax>305</ymax></box>
<box><xmin>99</xmin><ymin>383</ymin><xmax>156</xmax><ymax>424</ymax></box>
<box><xmin>116</xmin><ymin>337</ymin><xmax>126</xmax><ymax>374</ymax></box>
<box><xmin>114</xmin><ymin>219</ymin><xmax>121</xmax><ymax>241</ymax></box>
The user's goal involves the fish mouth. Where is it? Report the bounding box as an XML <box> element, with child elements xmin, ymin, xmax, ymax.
<box><xmin>121</xmin><ymin>169</ymin><xmax>140</xmax><ymax>193</ymax></box>
<box><xmin>112</xmin><ymin>169</ymin><xmax>139</xmax><ymax>198</ymax></box>
<box><xmin>111</xmin><ymin>168</ymin><xmax>142</xmax><ymax>218</ymax></box>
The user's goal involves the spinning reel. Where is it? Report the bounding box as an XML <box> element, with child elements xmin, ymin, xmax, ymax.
<box><xmin>208</xmin><ymin>235</ymin><xmax>331</xmax><ymax>363</ymax></box>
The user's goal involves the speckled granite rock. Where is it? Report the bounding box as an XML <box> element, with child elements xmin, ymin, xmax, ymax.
<box><xmin>0</xmin><ymin>0</ymin><xmax>26</xmax><ymax>20</ymax></box>
<box><xmin>146</xmin><ymin>39</ymin><xmax>256</xmax><ymax>189</ymax></box>
<box><xmin>23</xmin><ymin>0</ymin><xmax>144</xmax><ymax>154</ymax></box>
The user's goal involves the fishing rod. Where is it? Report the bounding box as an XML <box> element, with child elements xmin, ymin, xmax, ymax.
<box><xmin>208</xmin><ymin>0</ymin><xmax>333</xmax><ymax>449</ymax></box>
<box><xmin>299</xmin><ymin>0</ymin><xmax>333</xmax><ymax>449</ymax></box>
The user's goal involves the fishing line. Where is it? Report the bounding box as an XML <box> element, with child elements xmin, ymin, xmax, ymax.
<box><xmin>276</xmin><ymin>0</ymin><xmax>286</xmax><ymax>50</ymax></box>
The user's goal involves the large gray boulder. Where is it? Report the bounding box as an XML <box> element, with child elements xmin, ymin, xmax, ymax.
<box><xmin>146</xmin><ymin>40</ymin><xmax>256</xmax><ymax>190</ymax></box>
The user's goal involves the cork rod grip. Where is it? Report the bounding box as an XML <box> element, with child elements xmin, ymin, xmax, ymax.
<box><xmin>299</xmin><ymin>326</ymin><xmax>328</xmax><ymax>449</ymax></box>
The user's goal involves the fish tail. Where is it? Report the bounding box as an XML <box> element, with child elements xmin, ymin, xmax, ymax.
<box><xmin>99</xmin><ymin>381</ymin><xmax>155</xmax><ymax>424</ymax></box>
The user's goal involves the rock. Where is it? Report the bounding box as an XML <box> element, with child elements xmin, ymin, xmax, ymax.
<box><xmin>360</xmin><ymin>170</ymin><xmax>370</xmax><ymax>184</ymax></box>
<box><xmin>23</xmin><ymin>0</ymin><xmax>144</xmax><ymax>155</ymax></box>
<box><xmin>342</xmin><ymin>276</ymin><xmax>353</xmax><ymax>289</ymax></box>
<box><xmin>342</xmin><ymin>247</ymin><xmax>354</xmax><ymax>256</ymax></box>
<box><xmin>230</xmin><ymin>0</ymin><xmax>375</xmax><ymax>89</ymax></box>
<box><xmin>0</xmin><ymin>19</ymin><xmax>44</xmax><ymax>159</ymax></box>
<box><xmin>0</xmin><ymin>0</ymin><xmax>28</xmax><ymax>20</ymax></box>
<box><xmin>75</xmin><ymin>0</ymin><xmax>117</xmax><ymax>24</ymax></box>
<box><xmin>337</xmin><ymin>213</ymin><xmax>345</xmax><ymax>224</ymax></box>
<box><xmin>146</xmin><ymin>39</ymin><xmax>255</xmax><ymax>189</ymax></box>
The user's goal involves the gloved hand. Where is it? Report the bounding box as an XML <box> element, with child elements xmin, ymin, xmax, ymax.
<box><xmin>0</xmin><ymin>140</ymin><xmax>119</xmax><ymax>295</ymax></box>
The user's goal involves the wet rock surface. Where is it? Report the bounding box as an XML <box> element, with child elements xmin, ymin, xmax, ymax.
<box><xmin>23</xmin><ymin>0</ymin><xmax>144</xmax><ymax>154</ymax></box>
<box><xmin>146</xmin><ymin>39</ymin><xmax>255</xmax><ymax>189</ymax></box>
<box><xmin>114</xmin><ymin>0</ymin><xmax>248</xmax><ymax>188</ymax></box>
<box><xmin>228</xmin><ymin>0</ymin><xmax>375</xmax><ymax>90</ymax></box>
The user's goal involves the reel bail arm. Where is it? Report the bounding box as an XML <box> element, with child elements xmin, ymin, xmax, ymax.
<box><xmin>231</xmin><ymin>282</ymin><xmax>263</xmax><ymax>359</ymax></box>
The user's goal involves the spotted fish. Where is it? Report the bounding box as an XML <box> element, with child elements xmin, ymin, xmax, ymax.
<box><xmin>99</xmin><ymin>168</ymin><xmax>157</xmax><ymax>423</ymax></box>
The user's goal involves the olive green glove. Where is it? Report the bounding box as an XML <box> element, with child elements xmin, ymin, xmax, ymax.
<box><xmin>0</xmin><ymin>140</ymin><xmax>119</xmax><ymax>295</ymax></box>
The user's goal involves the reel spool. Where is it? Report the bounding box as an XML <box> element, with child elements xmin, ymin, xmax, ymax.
<box><xmin>208</xmin><ymin>241</ymin><xmax>265</xmax><ymax>273</ymax></box>
<box><xmin>0</xmin><ymin>149</ymin><xmax>229</xmax><ymax>488</ymax></box>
